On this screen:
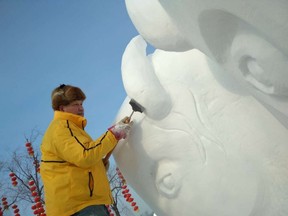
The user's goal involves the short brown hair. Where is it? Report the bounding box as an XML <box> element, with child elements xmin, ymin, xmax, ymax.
<box><xmin>51</xmin><ymin>84</ymin><xmax>86</xmax><ymax>111</ymax></box>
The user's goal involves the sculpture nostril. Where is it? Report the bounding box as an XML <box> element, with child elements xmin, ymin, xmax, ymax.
<box><xmin>246</xmin><ymin>57</ymin><xmax>263</xmax><ymax>77</ymax></box>
<box><xmin>239</xmin><ymin>56</ymin><xmax>275</xmax><ymax>94</ymax></box>
<box><xmin>230</xmin><ymin>31</ymin><xmax>288</xmax><ymax>97</ymax></box>
<box><xmin>162</xmin><ymin>174</ymin><xmax>175</xmax><ymax>189</ymax></box>
<box><xmin>155</xmin><ymin>159</ymin><xmax>181</xmax><ymax>199</ymax></box>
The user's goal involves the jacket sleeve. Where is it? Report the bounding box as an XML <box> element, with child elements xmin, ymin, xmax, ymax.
<box><xmin>52</xmin><ymin>123</ymin><xmax>118</xmax><ymax>168</ymax></box>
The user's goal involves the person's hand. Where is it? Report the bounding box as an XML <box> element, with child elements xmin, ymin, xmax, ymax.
<box><xmin>108</xmin><ymin>117</ymin><xmax>133</xmax><ymax>140</ymax></box>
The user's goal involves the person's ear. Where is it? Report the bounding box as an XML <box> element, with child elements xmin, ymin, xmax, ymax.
<box><xmin>59</xmin><ymin>105</ymin><xmax>64</xmax><ymax>111</ymax></box>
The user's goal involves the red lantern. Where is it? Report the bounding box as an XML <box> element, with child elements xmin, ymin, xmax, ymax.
<box><xmin>28</xmin><ymin>180</ymin><xmax>35</xmax><ymax>186</ymax></box>
<box><xmin>124</xmin><ymin>193</ymin><xmax>131</xmax><ymax>198</ymax></box>
<box><xmin>126</xmin><ymin>197</ymin><xmax>133</xmax><ymax>202</ymax></box>
<box><xmin>12</xmin><ymin>204</ymin><xmax>18</xmax><ymax>209</ymax></box>
<box><xmin>122</xmin><ymin>189</ymin><xmax>129</xmax><ymax>194</ymax></box>
<box><xmin>31</xmin><ymin>191</ymin><xmax>38</xmax><ymax>197</ymax></box>
<box><xmin>38</xmin><ymin>207</ymin><xmax>44</xmax><ymax>213</ymax></box>
<box><xmin>9</xmin><ymin>172</ymin><xmax>15</xmax><ymax>177</ymax></box>
<box><xmin>131</xmin><ymin>202</ymin><xmax>136</xmax><ymax>207</ymax></box>
<box><xmin>25</xmin><ymin>142</ymin><xmax>31</xmax><ymax>147</ymax></box>
<box><xmin>30</xmin><ymin>186</ymin><xmax>37</xmax><ymax>192</ymax></box>
<box><xmin>34</xmin><ymin>196</ymin><xmax>41</xmax><ymax>202</ymax></box>
<box><xmin>36</xmin><ymin>202</ymin><xmax>42</xmax><ymax>208</ymax></box>
<box><xmin>133</xmin><ymin>206</ymin><xmax>139</xmax><ymax>212</ymax></box>
<box><xmin>27</xmin><ymin>146</ymin><xmax>33</xmax><ymax>152</ymax></box>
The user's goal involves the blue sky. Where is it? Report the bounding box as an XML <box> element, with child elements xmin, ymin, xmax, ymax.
<box><xmin>0</xmin><ymin>0</ymin><xmax>138</xmax><ymax>159</ymax></box>
<box><xmin>0</xmin><ymin>1</ymin><xmax>153</xmax><ymax>214</ymax></box>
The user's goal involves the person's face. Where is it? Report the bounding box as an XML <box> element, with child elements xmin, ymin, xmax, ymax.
<box><xmin>60</xmin><ymin>100</ymin><xmax>84</xmax><ymax>117</ymax></box>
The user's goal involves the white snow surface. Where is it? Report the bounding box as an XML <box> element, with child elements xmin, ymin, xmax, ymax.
<box><xmin>113</xmin><ymin>1</ymin><xmax>288</xmax><ymax>216</ymax></box>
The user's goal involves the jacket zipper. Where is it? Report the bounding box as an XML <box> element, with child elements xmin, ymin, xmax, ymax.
<box><xmin>88</xmin><ymin>172</ymin><xmax>94</xmax><ymax>197</ymax></box>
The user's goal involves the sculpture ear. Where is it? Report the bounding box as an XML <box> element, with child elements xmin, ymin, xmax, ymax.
<box><xmin>155</xmin><ymin>159</ymin><xmax>182</xmax><ymax>199</ymax></box>
<box><xmin>121</xmin><ymin>35</ymin><xmax>172</xmax><ymax>120</ymax></box>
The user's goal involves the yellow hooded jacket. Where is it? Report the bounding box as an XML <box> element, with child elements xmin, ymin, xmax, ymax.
<box><xmin>40</xmin><ymin>111</ymin><xmax>117</xmax><ymax>216</ymax></box>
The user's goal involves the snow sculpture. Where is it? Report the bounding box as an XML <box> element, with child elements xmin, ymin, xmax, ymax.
<box><xmin>113</xmin><ymin>1</ymin><xmax>288</xmax><ymax>216</ymax></box>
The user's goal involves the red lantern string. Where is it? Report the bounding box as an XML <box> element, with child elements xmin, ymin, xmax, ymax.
<box><xmin>1</xmin><ymin>197</ymin><xmax>8</xmax><ymax>210</ymax></box>
<box><xmin>114</xmin><ymin>167</ymin><xmax>141</xmax><ymax>213</ymax></box>
<box><xmin>106</xmin><ymin>205</ymin><xmax>116</xmax><ymax>216</ymax></box>
<box><xmin>25</xmin><ymin>142</ymin><xmax>34</xmax><ymax>156</ymax></box>
<box><xmin>28</xmin><ymin>179</ymin><xmax>46</xmax><ymax>215</ymax></box>
<box><xmin>9</xmin><ymin>172</ymin><xmax>18</xmax><ymax>187</ymax></box>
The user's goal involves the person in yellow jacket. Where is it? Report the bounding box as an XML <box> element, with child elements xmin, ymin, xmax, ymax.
<box><xmin>40</xmin><ymin>84</ymin><xmax>132</xmax><ymax>216</ymax></box>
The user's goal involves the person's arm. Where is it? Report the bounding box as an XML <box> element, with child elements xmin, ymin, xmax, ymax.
<box><xmin>53</xmin><ymin>126</ymin><xmax>117</xmax><ymax>168</ymax></box>
<box><xmin>103</xmin><ymin>117</ymin><xmax>133</xmax><ymax>165</ymax></box>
